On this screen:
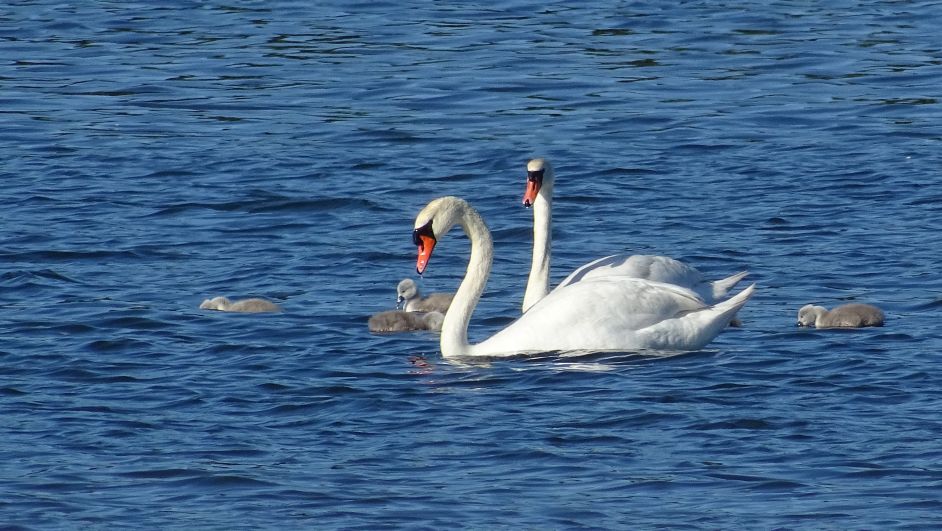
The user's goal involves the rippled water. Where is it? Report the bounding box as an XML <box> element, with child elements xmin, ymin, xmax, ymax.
<box><xmin>3</xmin><ymin>1</ymin><xmax>942</xmax><ymax>528</ymax></box>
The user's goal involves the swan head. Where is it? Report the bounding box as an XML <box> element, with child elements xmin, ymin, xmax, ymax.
<box><xmin>413</xmin><ymin>196</ymin><xmax>467</xmax><ymax>274</ymax></box>
<box><xmin>797</xmin><ymin>304</ymin><xmax>825</xmax><ymax>326</ymax></box>
<box><xmin>523</xmin><ymin>158</ymin><xmax>553</xmax><ymax>207</ymax></box>
<box><xmin>200</xmin><ymin>296</ymin><xmax>231</xmax><ymax>310</ymax></box>
<box><xmin>397</xmin><ymin>278</ymin><xmax>418</xmax><ymax>308</ymax></box>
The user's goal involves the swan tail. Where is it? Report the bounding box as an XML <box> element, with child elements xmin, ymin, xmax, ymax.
<box><xmin>711</xmin><ymin>270</ymin><xmax>749</xmax><ymax>300</ymax></box>
<box><xmin>643</xmin><ymin>283</ymin><xmax>755</xmax><ymax>351</ymax></box>
<box><xmin>704</xmin><ymin>282</ymin><xmax>755</xmax><ymax>333</ymax></box>
<box><xmin>691</xmin><ymin>283</ymin><xmax>755</xmax><ymax>347</ymax></box>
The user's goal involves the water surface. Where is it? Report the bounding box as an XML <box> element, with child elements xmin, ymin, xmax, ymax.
<box><xmin>2</xmin><ymin>1</ymin><xmax>942</xmax><ymax>528</ymax></box>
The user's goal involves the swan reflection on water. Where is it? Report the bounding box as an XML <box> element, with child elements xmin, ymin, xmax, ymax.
<box><xmin>415</xmin><ymin>347</ymin><xmax>712</xmax><ymax>372</ymax></box>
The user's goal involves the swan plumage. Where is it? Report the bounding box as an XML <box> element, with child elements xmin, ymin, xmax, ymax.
<box><xmin>521</xmin><ymin>158</ymin><xmax>748</xmax><ymax>312</ymax></box>
<box><xmin>369</xmin><ymin>310</ymin><xmax>445</xmax><ymax>333</ymax></box>
<box><xmin>396</xmin><ymin>278</ymin><xmax>453</xmax><ymax>313</ymax></box>
<box><xmin>797</xmin><ymin>303</ymin><xmax>884</xmax><ymax>328</ymax></box>
<box><xmin>200</xmin><ymin>296</ymin><xmax>281</xmax><ymax>313</ymax></box>
<box><xmin>413</xmin><ymin>196</ymin><xmax>754</xmax><ymax>359</ymax></box>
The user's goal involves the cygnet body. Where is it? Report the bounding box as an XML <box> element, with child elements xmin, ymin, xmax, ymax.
<box><xmin>396</xmin><ymin>278</ymin><xmax>453</xmax><ymax>313</ymax></box>
<box><xmin>368</xmin><ymin>310</ymin><xmax>445</xmax><ymax>333</ymax></box>
<box><xmin>797</xmin><ymin>303</ymin><xmax>884</xmax><ymax>328</ymax></box>
<box><xmin>200</xmin><ymin>296</ymin><xmax>281</xmax><ymax>313</ymax></box>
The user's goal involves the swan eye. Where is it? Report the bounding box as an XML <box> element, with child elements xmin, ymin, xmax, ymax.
<box><xmin>527</xmin><ymin>169</ymin><xmax>544</xmax><ymax>185</ymax></box>
<box><xmin>523</xmin><ymin>169</ymin><xmax>545</xmax><ymax>207</ymax></box>
<box><xmin>412</xmin><ymin>220</ymin><xmax>435</xmax><ymax>246</ymax></box>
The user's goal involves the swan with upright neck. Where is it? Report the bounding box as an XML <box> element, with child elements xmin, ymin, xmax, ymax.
<box><xmin>413</xmin><ymin>196</ymin><xmax>754</xmax><ymax>359</ymax></box>
<box><xmin>521</xmin><ymin>158</ymin><xmax>748</xmax><ymax>313</ymax></box>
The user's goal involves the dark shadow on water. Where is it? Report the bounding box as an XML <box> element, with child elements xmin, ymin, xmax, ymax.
<box><xmin>434</xmin><ymin>347</ymin><xmax>711</xmax><ymax>370</ymax></box>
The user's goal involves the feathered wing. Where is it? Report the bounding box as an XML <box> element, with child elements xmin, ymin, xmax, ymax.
<box><xmin>416</xmin><ymin>195</ymin><xmax>756</xmax><ymax>359</ymax></box>
<box><xmin>476</xmin><ymin>278</ymin><xmax>753</xmax><ymax>356</ymax></box>
<box><xmin>521</xmin><ymin>160</ymin><xmax>748</xmax><ymax>310</ymax></box>
<box><xmin>711</xmin><ymin>270</ymin><xmax>750</xmax><ymax>300</ymax></box>
<box><xmin>412</xmin><ymin>292</ymin><xmax>454</xmax><ymax>313</ymax></box>
<box><xmin>369</xmin><ymin>310</ymin><xmax>444</xmax><ymax>332</ymax></box>
<box><xmin>553</xmin><ymin>254</ymin><xmax>747</xmax><ymax>304</ymax></box>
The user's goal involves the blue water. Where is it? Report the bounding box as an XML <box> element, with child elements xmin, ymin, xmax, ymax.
<box><xmin>3</xmin><ymin>1</ymin><xmax>942</xmax><ymax>528</ymax></box>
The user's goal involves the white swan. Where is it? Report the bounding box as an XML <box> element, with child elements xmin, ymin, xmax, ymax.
<box><xmin>413</xmin><ymin>196</ymin><xmax>755</xmax><ymax>359</ymax></box>
<box><xmin>369</xmin><ymin>310</ymin><xmax>445</xmax><ymax>333</ymax></box>
<box><xmin>797</xmin><ymin>303</ymin><xmax>884</xmax><ymax>328</ymax></box>
<box><xmin>200</xmin><ymin>296</ymin><xmax>281</xmax><ymax>313</ymax></box>
<box><xmin>521</xmin><ymin>158</ymin><xmax>749</xmax><ymax>312</ymax></box>
<box><xmin>396</xmin><ymin>278</ymin><xmax>453</xmax><ymax>313</ymax></box>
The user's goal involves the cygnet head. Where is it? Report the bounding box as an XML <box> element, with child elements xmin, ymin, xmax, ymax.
<box><xmin>397</xmin><ymin>278</ymin><xmax>419</xmax><ymax>308</ymax></box>
<box><xmin>523</xmin><ymin>158</ymin><xmax>554</xmax><ymax>207</ymax></box>
<box><xmin>200</xmin><ymin>296</ymin><xmax>231</xmax><ymax>310</ymax></box>
<box><xmin>797</xmin><ymin>304</ymin><xmax>825</xmax><ymax>326</ymax></box>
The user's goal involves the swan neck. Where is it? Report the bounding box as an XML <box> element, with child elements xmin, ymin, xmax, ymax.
<box><xmin>440</xmin><ymin>205</ymin><xmax>493</xmax><ymax>358</ymax></box>
<box><xmin>523</xmin><ymin>181</ymin><xmax>553</xmax><ymax>312</ymax></box>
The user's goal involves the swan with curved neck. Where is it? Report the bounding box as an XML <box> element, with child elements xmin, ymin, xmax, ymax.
<box><xmin>521</xmin><ymin>158</ymin><xmax>748</xmax><ymax>312</ymax></box>
<box><xmin>413</xmin><ymin>196</ymin><xmax>755</xmax><ymax>359</ymax></box>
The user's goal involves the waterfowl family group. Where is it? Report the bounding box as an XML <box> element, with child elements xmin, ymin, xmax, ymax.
<box><xmin>413</xmin><ymin>196</ymin><xmax>753</xmax><ymax>358</ymax></box>
<box><xmin>195</xmin><ymin>158</ymin><xmax>883</xmax><ymax>356</ymax></box>
<box><xmin>367</xmin><ymin>157</ymin><xmax>885</xmax><ymax>359</ymax></box>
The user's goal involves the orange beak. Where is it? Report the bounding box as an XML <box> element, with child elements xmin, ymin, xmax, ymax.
<box><xmin>523</xmin><ymin>177</ymin><xmax>541</xmax><ymax>207</ymax></box>
<box><xmin>416</xmin><ymin>235</ymin><xmax>436</xmax><ymax>275</ymax></box>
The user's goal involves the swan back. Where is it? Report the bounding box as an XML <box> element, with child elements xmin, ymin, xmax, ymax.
<box><xmin>368</xmin><ymin>310</ymin><xmax>444</xmax><ymax>333</ymax></box>
<box><xmin>408</xmin><ymin>292</ymin><xmax>454</xmax><ymax>313</ymax></box>
<box><xmin>798</xmin><ymin>303</ymin><xmax>884</xmax><ymax>328</ymax></box>
<box><xmin>558</xmin><ymin>255</ymin><xmax>706</xmax><ymax>290</ymax></box>
<box><xmin>200</xmin><ymin>296</ymin><xmax>280</xmax><ymax>313</ymax></box>
<box><xmin>556</xmin><ymin>254</ymin><xmax>748</xmax><ymax>305</ymax></box>
<box><xmin>228</xmin><ymin>298</ymin><xmax>281</xmax><ymax>313</ymax></box>
<box><xmin>480</xmin><ymin>279</ymin><xmax>754</xmax><ymax>356</ymax></box>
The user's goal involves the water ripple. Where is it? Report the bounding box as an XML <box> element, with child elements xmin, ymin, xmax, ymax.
<box><xmin>2</xmin><ymin>1</ymin><xmax>942</xmax><ymax>529</ymax></box>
